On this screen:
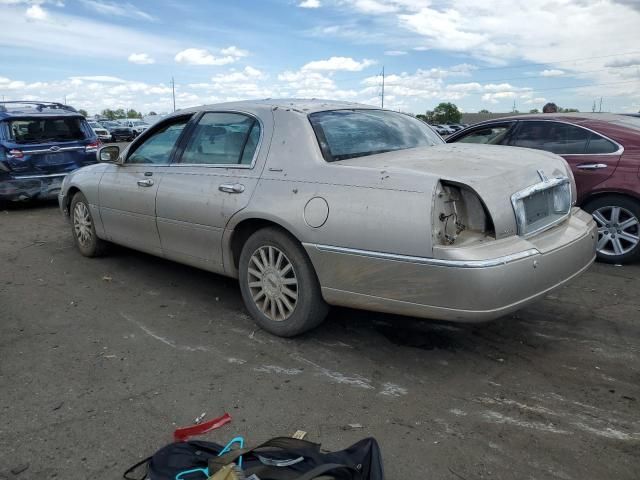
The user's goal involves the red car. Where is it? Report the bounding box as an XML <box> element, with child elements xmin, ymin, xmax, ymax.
<box><xmin>447</xmin><ymin>113</ymin><xmax>640</xmax><ymax>264</ymax></box>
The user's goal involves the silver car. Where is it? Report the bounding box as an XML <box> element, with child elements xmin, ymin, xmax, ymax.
<box><xmin>59</xmin><ymin>100</ymin><xmax>597</xmax><ymax>337</ymax></box>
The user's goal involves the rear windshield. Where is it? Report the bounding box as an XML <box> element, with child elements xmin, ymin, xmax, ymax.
<box><xmin>309</xmin><ymin>109</ymin><xmax>443</xmax><ymax>162</ymax></box>
<box><xmin>8</xmin><ymin>117</ymin><xmax>88</xmax><ymax>144</ymax></box>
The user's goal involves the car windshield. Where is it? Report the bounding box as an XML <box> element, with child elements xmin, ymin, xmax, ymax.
<box><xmin>8</xmin><ymin>117</ymin><xmax>88</xmax><ymax>144</ymax></box>
<box><xmin>309</xmin><ymin>109</ymin><xmax>443</xmax><ymax>162</ymax></box>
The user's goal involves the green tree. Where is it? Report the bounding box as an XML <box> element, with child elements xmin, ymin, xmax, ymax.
<box><xmin>529</xmin><ymin>108</ymin><xmax>539</xmax><ymax>114</ymax></box>
<box><xmin>126</xmin><ymin>108</ymin><xmax>142</xmax><ymax>119</ymax></box>
<box><xmin>113</xmin><ymin>108</ymin><xmax>126</xmax><ymax>119</ymax></box>
<box><xmin>78</xmin><ymin>108</ymin><xmax>88</xmax><ymax>117</ymax></box>
<box><xmin>100</xmin><ymin>109</ymin><xmax>115</xmax><ymax>120</ymax></box>
<box><xmin>559</xmin><ymin>107</ymin><xmax>579</xmax><ymax>113</ymax></box>
<box><xmin>415</xmin><ymin>114</ymin><xmax>428</xmax><ymax>122</ymax></box>
<box><xmin>431</xmin><ymin>102</ymin><xmax>461</xmax><ymax>124</ymax></box>
<box><xmin>478</xmin><ymin>109</ymin><xmax>490</xmax><ymax>114</ymax></box>
<box><xmin>148</xmin><ymin>111</ymin><xmax>157</xmax><ymax>116</ymax></box>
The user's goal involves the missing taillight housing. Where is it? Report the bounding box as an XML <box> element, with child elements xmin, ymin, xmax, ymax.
<box><xmin>85</xmin><ymin>141</ymin><xmax>101</xmax><ymax>153</ymax></box>
<box><xmin>8</xmin><ymin>149</ymin><xmax>24</xmax><ymax>159</ymax></box>
<box><xmin>433</xmin><ymin>181</ymin><xmax>495</xmax><ymax>246</ymax></box>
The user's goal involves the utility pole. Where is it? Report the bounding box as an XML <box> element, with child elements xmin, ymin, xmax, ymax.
<box><xmin>171</xmin><ymin>77</ymin><xmax>176</xmax><ymax>112</ymax></box>
<box><xmin>598</xmin><ymin>97</ymin><xmax>603</xmax><ymax>113</ymax></box>
<box><xmin>381</xmin><ymin>66</ymin><xmax>385</xmax><ymax>109</ymax></box>
<box><xmin>592</xmin><ymin>100</ymin><xmax>596</xmax><ymax>112</ymax></box>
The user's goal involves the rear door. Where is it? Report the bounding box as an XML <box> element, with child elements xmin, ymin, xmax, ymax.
<box><xmin>155</xmin><ymin>110</ymin><xmax>269</xmax><ymax>272</ymax></box>
<box><xmin>98</xmin><ymin>115</ymin><xmax>192</xmax><ymax>255</ymax></box>
<box><xmin>509</xmin><ymin>121</ymin><xmax>622</xmax><ymax>203</ymax></box>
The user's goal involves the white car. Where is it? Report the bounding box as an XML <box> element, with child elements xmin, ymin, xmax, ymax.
<box><xmin>118</xmin><ymin>119</ymin><xmax>150</xmax><ymax>136</ymax></box>
<box><xmin>88</xmin><ymin>121</ymin><xmax>111</xmax><ymax>142</ymax></box>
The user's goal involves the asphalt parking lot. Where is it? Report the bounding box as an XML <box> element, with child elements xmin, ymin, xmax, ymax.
<box><xmin>1</xmin><ymin>201</ymin><xmax>639</xmax><ymax>479</ymax></box>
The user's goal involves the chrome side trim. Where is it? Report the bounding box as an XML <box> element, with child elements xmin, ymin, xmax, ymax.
<box><xmin>309</xmin><ymin>243</ymin><xmax>540</xmax><ymax>268</ymax></box>
<box><xmin>13</xmin><ymin>173</ymin><xmax>67</xmax><ymax>179</ymax></box>
<box><xmin>22</xmin><ymin>146</ymin><xmax>85</xmax><ymax>154</ymax></box>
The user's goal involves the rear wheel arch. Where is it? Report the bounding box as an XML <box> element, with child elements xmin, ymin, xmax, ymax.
<box><xmin>229</xmin><ymin>217</ymin><xmax>303</xmax><ymax>270</ymax></box>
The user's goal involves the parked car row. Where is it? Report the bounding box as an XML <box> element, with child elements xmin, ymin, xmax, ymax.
<box><xmin>431</xmin><ymin>124</ymin><xmax>468</xmax><ymax>135</ymax></box>
<box><xmin>88</xmin><ymin>118</ymin><xmax>151</xmax><ymax>142</ymax></box>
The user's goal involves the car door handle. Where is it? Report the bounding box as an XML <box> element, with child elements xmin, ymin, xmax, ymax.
<box><xmin>219</xmin><ymin>183</ymin><xmax>245</xmax><ymax>193</ymax></box>
<box><xmin>577</xmin><ymin>163</ymin><xmax>607</xmax><ymax>170</ymax></box>
<box><xmin>137</xmin><ymin>179</ymin><xmax>154</xmax><ymax>187</ymax></box>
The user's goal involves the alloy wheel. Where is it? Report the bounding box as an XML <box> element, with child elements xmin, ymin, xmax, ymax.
<box><xmin>73</xmin><ymin>202</ymin><xmax>93</xmax><ymax>247</ymax></box>
<box><xmin>247</xmin><ymin>245</ymin><xmax>298</xmax><ymax>322</ymax></box>
<box><xmin>592</xmin><ymin>205</ymin><xmax>639</xmax><ymax>257</ymax></box>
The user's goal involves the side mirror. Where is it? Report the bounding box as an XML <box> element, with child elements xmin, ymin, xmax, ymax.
<box><xmin>99</xmin><ymin>145</ymin><xmax>121</xmax><ymax>163</ymax></box>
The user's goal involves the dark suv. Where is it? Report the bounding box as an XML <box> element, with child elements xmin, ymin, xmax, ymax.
<box><xmin>0</xmin><ymin>101</ymin><xmax>99</xmax><ymax>202</ymax></box>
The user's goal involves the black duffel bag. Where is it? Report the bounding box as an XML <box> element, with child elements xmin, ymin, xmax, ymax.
<box><xmin>123</xmin><ymin>437</ymin><xmax>384</xmax><ymax>480</ymax></box>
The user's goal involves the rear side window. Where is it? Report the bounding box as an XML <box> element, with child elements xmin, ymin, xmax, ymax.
<box><xmin>180</xmin><ymin>112</ymin><xmax>260</xmax><ymax>165</ymax></box>
<box><xmin>511</xmin><ymin>121</ymin><xmax>590</xmax><ymax>154</ymax></box>
<box><xmin>455</xmin><ymin>123</ymin><xmax>513</xmax><ymax>145</ymax></box>
<box><xmin>8</xmin><ymin>117</ymin><xmax>88</xmax><ymax>144</ymax></box>
<box><xmin>586</xmin><ymin>134</ymin><xmax>618</xmax><ymax>154</ymax></box>
<box><xmin>309</xmin><ymin>109</ymin><xmax>442</xmax><ymax>162</ymax></box>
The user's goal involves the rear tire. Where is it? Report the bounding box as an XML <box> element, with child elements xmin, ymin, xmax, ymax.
<box><xmin>238</xmin><ymin>227</ymin><xmax>329</xmax><ymax>337</ymax></box>
<box><xmin>70</xmin><ymin>192</ymin><xmax>108</xmax><ymax>257</ymax></box>
<box><xmin>583</xmin><ymin>194</ymin><xmax>640</xmax><ymax>264</ymax></box>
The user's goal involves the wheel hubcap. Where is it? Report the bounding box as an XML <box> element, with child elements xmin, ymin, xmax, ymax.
<box><xmin>73</xmin><ymin>202</ymin><xmax>93</xmax><ymax>246</ymax></box>
<box><xmin>592</xmin><ymin>205</ymin><xmax>639</xmax><ymax>256</ymax></box>
<box><xmin>247</xmin><ymin>246</ymin><xmax>298</xmax><ymax>322</ymax></box>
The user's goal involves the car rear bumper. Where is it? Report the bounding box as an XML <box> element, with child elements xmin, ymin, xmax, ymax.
<box><xmin>0</xmin><ymin>173</ymin><xmax>67</xmax><ymax>201</ymax></box>
<box><xmin>303</xmin><ymin>208</ymin><xmax>597</xmax><ymax>322</ymax></box>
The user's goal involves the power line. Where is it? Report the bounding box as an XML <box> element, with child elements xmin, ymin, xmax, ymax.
<box><xmin>381</xmin><ymin>66</ymin><xmax>385</xmax><ymax>108</ymax></box>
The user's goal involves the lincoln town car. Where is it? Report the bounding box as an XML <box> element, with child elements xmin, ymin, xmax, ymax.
<box><xmin>59</xmin><ymin>100</ymin><xmax>597</xmax><ymax>337</ymax></box>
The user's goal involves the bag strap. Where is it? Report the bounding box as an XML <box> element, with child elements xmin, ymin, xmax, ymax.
<box><xmin>243</xmin><ymin>462</ymin><xmax>359</xmax><ymax>480</ymax></box>
<box><xmin>209</xmin><ymin>437</ymin><xmax>321</xmax><ymax>471</ymax></box>
<box><xmin>122</xmin><ymin>456</ymin><xmax>151</xmax><ymax>480</ymax></box>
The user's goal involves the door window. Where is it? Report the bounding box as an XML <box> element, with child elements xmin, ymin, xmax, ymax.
<box><xmin>180</xmin><ymin>112</ymin><xmax>260</xmax><ymax>166</ymax></box>
<box><xmin>512</xmin><ymin>121</ymin><xmax>590</xmax><ymax>154</ymax></box>
<box><xmin>455</xmin><ymin>124</ymin><xmax>513</xmax><ymax>145</ymax></box>
<box><xmin>586</xmin><ymin>133</ymin><xmax>618</xmax><ymax>154</ymax></box>
<box><xmin>126</xmin><ymin>117</ymin><xmax>190</xmax><ymax>165</ymax></box>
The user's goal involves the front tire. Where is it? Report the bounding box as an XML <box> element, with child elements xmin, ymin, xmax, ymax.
<box><xmin>70</xmin><ymin>192</ymin><xmax>108</xmax><ymax>257</ymax></box>
<box><xmin>238</xmin><ymin>227</ymin><xmax>329</xmax><ymax>337</ymax></box>
<box><xmin>583</xmin><ymin>195</ymin><xmax>640</xmax><ymax>264</ymax></box>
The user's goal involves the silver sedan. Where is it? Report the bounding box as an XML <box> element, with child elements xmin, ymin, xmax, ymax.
<box><xmin>59</xmin><ymin>100</ymin><xmax>597</xmax><ymax>336</ymax></box>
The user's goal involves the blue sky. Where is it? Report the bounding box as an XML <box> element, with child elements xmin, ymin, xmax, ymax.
<box><xmin>1</xmin><ymin>0</ymin><xmax>639</xmax><ymax>115</ymax></box>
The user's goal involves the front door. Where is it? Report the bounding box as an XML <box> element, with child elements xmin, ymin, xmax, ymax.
<box><xmin>98</xmin><ymin>116</ymin><xmax>192</xmax><ymax>255</ymax></box>
<box><xmin>155</xmin><ymin>111</ymin><xmax>268</xmax><ymax>272</ymax></box>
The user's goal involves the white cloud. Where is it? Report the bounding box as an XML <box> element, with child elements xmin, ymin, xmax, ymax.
<box><xmin>384</xmin><ymin>50</ymin><xmax>407</xmax><ymax>56</ymax></box>
<box><xmin>540</xmin><ymin>69</ymin><xmax>565</xmax><ymax>77</ymax></box>
<box><xmin>302</xmin><ymin>56</ymin><xmax>376</xmax><ymax>72</ymax></box>
<box><xmin>605</xmin><ymin>57</ymin><xmax>640</xmax><ymax>68</ymax></box>
<box><xmin>69</xmin><ymin>75</ymin><xmax>126</xmax><ymax>83</ymax></box>
<box><xmin>128</xmin><ymin>52</ymin><xmax>155</xmax><ymax>65</ymax></box>
<box><xmin>25</xmin><ymin>4</ymin><xmax>46</xmax><ymax>19</ymax></box>
<box><xmin>79</xmin><ymin>0</ymin><xmax>155</xmax><ymax>22</ymax></box>
<box><xmin>220</xmin><ymin>46</ymin><xmax>249</xmax><ymax>57</ymax></box>
<box><xmin>298</xmin><ymin>0</ymin><xmax>320</xmax><ymax>8</ymax></box>
<box><xmin>174</xmin><ymin>48</ymin><xmax>235</xmax><ymax>66</ymax></box>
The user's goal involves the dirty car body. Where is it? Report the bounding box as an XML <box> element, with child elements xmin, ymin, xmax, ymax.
<box><xmin>0</xmin><ymin>101</ymin><xmax>99</xmax><ymax>202</ymax></box>
<box><xmin>59</xmin><ymin>100</ymin><xmax>597</xmax><ymax>336</ymax></box>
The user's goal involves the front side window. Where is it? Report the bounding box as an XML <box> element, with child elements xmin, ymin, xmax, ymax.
<box><xmin>511</xmin><ymin>121</ymin><xmax>590</xmax><ymax>155</ymax></box>
<box><xmin>8</xmin><ymin>117</ymin><xmax>88</xmax><ymax>144</ymax></box>
<box><xmin>126</xmin><ymin>116</ymin><xmax>190</xmax><ymax>165</ymax></box>
<box><xmin>455</xmin><ymin>123</ymin><xmax>514</xmax><ymax>145</ymax></box>
<box><xmin>309</xmin><ymin>109</ymin><xmax>443</xmax><ymax>162</ymax></box>
<box><xmin>179</xmin><ymin>112</ymin><xmax>260</xmax><ymax>166</ymax></box>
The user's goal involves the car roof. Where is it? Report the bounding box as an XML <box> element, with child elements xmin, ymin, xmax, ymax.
<box><xmin>172</xmin><ymin>98</ymin><xmax>378</xmax><ymax>117</ymax></box>
<box><xmin>0</xmin><ymin>101</ymin><xmax>82</xmax><ymax>120</ymax></box>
